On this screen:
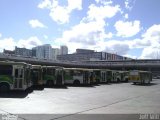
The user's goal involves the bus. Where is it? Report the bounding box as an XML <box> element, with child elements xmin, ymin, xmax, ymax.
<box><xmin>64</xmin><ymin>68</ymin><xmax>91</xmax><ymax>85</ymax></box>
<box><xmin>0</xmin><ymin>61</ymin><xmax>32</xmax><ymax>92</ymax></box>
<box><xmin>93</xmin><ymin>69</ymin><xmax>101</xmax><ymax>84</ymax></box>
<box><xmin>118</xmin><ymin>71</ymin><xmax>129</xmax><ymax>82</ymax></box>
<box><xmin>31</xmin><ymin>65</ymin><xmax>43</xmax><ymax>86</ymax></box>
<box><xmin>129</xmin><ymin>70</ymin><xmax>152</xmax><ymax>84</ymax></box>
<box><xmin>93</xmin><ymin>69</ymin><xmax>113</xmax><ymax>84</ymax></box>
<box><xmin>42</xmin><ymin>66</ymin><xmax>64</xmax><ymax>86</ymax></box>
<box><xmin>111</xmin><ymin>70</ymin><xmax>121</xmax><ymax>83</ymax></box>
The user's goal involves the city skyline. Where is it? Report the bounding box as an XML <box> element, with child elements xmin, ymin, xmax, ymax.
<box><xmin>0</xmin><ymin>0</ymin><xmax>160</xmax><ymax>59</ymax></box>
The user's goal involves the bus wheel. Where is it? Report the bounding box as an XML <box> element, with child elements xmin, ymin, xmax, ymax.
<box><xmin>47</xmin><ymin>80</ymin><xmax>54</xmax><ymax>86</ymax></box>
<box><xmin>0</xmin><ymin>83</ymin><xmax>9</xmax><ymax>92</ymax></box>
<box><xmin>73</xmin><ymin>80</ymin><xmax>80</xmax><ymax>86</ymax></box>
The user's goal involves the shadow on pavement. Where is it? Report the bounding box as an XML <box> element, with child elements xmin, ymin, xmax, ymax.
<box><xmin>0</xmin><ymin>90</ymin><xmax>30</xmax><ymax>98</ymax></box>
<box><xmin>31</xmin><ymin>85</ymin><xmax>44</xmax><ymax>91</ymax></box>
<box><xmin>66</xmin><ymin>84</ymin><xmax>96</xmax><ymax>88</ymax></box>
<box><xmin>131</xmin><ymin>82</ymin><xmax>158</xmax><ymax>86</ymax></box>
<box><xmin>44</xmin><ymin>85</ymin><xmax>68</xmax><ymax>89</ymax></box>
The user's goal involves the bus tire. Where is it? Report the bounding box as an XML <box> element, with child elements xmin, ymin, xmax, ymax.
<box><xmin>46</xmin><ymin>80</ymin><xmax>54</xmax><ymax>86</ymax></box>
<box><xmin>0</xmin><ymin>83</ymin><xmax>10</xmax><ymax>92</ymax></box>
<box><xmin>73</xmin><ymin>80</ymin><xmax>80</xmax><ymax>85</ymax></box>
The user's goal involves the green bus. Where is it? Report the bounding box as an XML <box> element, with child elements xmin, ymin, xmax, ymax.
<box><xmin>64</xmin><ymin>68</ymin><xmax>91</xmax><ymax>85</ymax></box>
<box><xmin>118</xmin><ymin>71</ymin><xmax>129</xmax><ymax>82</ymax></box>
<box><xmin>0</xmin><ymin>61</ymin><xmax>32</xmax><ymax>92</ymax></box>
<box><xmin>42</xmin><ymin>66</ymin><xmax>64</xmax><ymax>86</ymax></box>
<box><xmin>93</xmin><ymin>69</ymin><xmax>112</xmax><ymax>83</ymax></box>
<box><xmin>111</xmin><ymin>70</ymin><xmax>121</xmax><ymax>83</ymax></box>
<box><xmin>31</xmin><ymin>65</ymin><xmax>43</xmax><ymax>86</ymax></box>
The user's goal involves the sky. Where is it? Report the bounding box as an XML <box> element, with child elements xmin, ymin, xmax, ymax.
<box><xmin>0</xmin><ymin>0</ymin><xmax>160</xmax><ymax>59</ymax></box>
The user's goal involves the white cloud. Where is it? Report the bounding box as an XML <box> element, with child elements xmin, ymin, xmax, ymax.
<box><xmin>38</xmin><ymin>0</ymin><xmax>82</xmax><ymax>24</ymax></box>
<box><xmin>125</xmin><ymin>0</ymin><xmax>130</xmax><ymax>10</ymax></box>
<box><xmin>0</xmin><ymin>33</ymin><xmax>2</xmax><ymax>38</ymax></box>
<box><xmin>52</xmin><ymin>3</ymin><xmax>121</xmax><ymax>53</ymax></box>
<box><xmin>114</xmin><ymin>20</ymin><xmax>141</xmax><ymax>37</ymax></box>
<box><xmin>17</xmin><ymin>36</ymin><xmax>42</xmax><ymax>49</ymax></box>
<box><xmin>139</xmin><ymin>24</ymin><xmax>160</xmax><ymax>59</ymax></box>
<box><xmin>86</xmin><ymin>4</ymin><xmax>121</xmax><ymax>21</ymax></box>
<box><xmin>0</xmin><ymin>37</ymin><xmax>16</xmax><ymax>52</ymax></box>
<box><xmin>124</xmin><ymin>13</ymin><xmax>128</xmax><ymax>19</ymax></box>
<box><xmin>125</xmin><ymin>0</ymin><xmax>136</xmax><ymax>11</ymax></box>
<box><xmin>140</xmin><ymin>46</ymin><xmax>160</xmax><ymax>59</ymax></box>
<box><xmin>67</xmin><ymin>0</ymin><xmax>82</xmax><ymax>11</ymax></box>
<box><xmin>95</xmin><ymin>0</ymin><xmax>113</xmax><ymax>5</ymax></box>
<box><xmin>43</xmin><ymin>35</ymin><xmax>48</xmax><ymax>39</ymax></box>
<box><xmin>29</xmin><ymin>19</ymin><xmax>47</xmax><ymax>28</ymax></box>
<box><xmin>0</xmin><ymin>36</ymin><xmax>42</xmax><ymax>52</ymax></box>
<box><xmin>49</xmin><ymin>5</ymin><xmax>70</xmax><ymax>24</ymax></box>
<box><xmin>38</xmin><ymin>0</ymin><xmax>52</xmax><ymax>9</ymax></box>
<box><xmin>123</xmin><ymin>54</ymin><xmax>137</xmax><ymax>59</ymax></box>
<box><xmin>102</xmin><ymin>40</ymin><xmax>130</xmax><ymax>55</ymax></box>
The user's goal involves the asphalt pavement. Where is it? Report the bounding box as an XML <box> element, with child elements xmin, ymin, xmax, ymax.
<box><xmin>0</xmin><ymin>79</ymin><xmax>160</xmax><ymax>120</ymax></box>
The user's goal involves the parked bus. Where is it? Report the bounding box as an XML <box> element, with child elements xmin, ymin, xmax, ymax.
<box><xmin>88</xmin><ymin>69</ymin><xmax>96</xmax><ymax>84</ymax></box>
<box><xmin>129</xmin><ymin>70</ymin><xmax>152</xmax><ymax>84</ymax></box>
<box><xmin>111</xmin><ymin>70</ymin><xmax>121</xmax><ymax>83</ymax></box>
<box><xmin>0</xmin><ymin>61</ymin><xmax>32</xmax><ymax>92</ymax></box>
<box><xmin>42</xmin><ymin>66</ymin><xmax>64</xmax><ymax>86</ymax></box>
<box><xmin>93</xmin><ymin>69</ymin><xmax>112</xmax><ymax>84</ymax></box>
<box><xmin>93</xmin><ymin>69</ymin><xmax>101</xmax><ymax>84</ymax></box>
<box><xmin>31</xmin><ymin>65</ymin><xmax>43</xmax><ymax>86</ymax></box>
<box><xmin>64</xmin><ymin>68</ymin><xmax>91</xmax><ymax>85</ymax></box>
<box><xmin>115</xmin><ymin>71</ymin><xmax>129</xmax><ymax>82</ymax></box>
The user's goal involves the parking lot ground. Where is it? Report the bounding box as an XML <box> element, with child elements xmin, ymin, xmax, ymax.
<box><xmin>0</xmin><ymin>79</ymin><xmax>160</xmax><ymax>120</ymax></box>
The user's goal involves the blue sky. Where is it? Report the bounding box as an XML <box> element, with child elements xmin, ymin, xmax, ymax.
<box><xmin>0</xmin><ymin>0</ymin><xmax>160</xmax><ymax>59</ymax></box>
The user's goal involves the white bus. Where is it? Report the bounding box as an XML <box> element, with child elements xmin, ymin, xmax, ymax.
<box><xmin>64</xmin><ymin>68</ymin><xmax>91</xmax><ymax>85</ymax></box>
<box><xmin>0</xmin><ymin>61</ymin><xmax>32</xmax><ymax>92</ymax></box>
<box><xmin>42</xmin><ymin>66</ymin><xmax>64</xmax><ymax>86</ymax></box>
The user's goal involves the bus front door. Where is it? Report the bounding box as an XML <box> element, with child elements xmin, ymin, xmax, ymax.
<box><xmin>14</xmin><ymin>68</ymin><xmax>24</xmax><ymax>89</ymax></box>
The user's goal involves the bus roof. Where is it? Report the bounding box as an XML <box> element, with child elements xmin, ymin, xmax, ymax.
<box><xmin>64</xmin><ymin>68</ymin><xmax>93</xmax><ymax>71</ymax></box>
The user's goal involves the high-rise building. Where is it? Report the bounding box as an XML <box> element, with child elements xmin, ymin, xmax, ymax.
<box><xmin>52</xmin><ymin>48</ymin><xmax>60</xmax><ymax>60</ymax></box>
<box><xmin>15</xmin><ymin>46</ymin><xmax>32</xmax><ymax>57</ymax></box>
<box><xmin>60</xmin><ymin>45</ymin><xmax>68</xmax><ymax>55</ymax></box>
<box><xmin>32</xmin><ymin>44</ymin><xmax>53</xmax><ymax>60</ymax></box>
